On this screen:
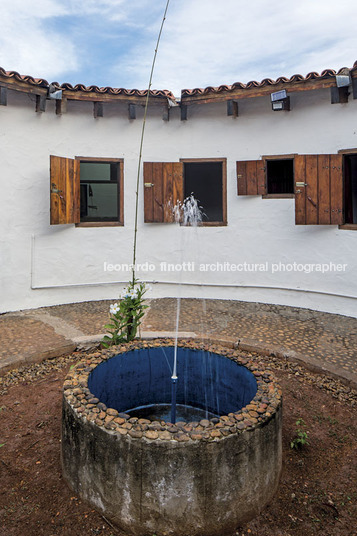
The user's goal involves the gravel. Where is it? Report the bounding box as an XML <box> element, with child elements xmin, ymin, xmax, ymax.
<box><xmin>0</xmin><ymin>346</ymin><xmax>356</xmax><ymax>406</ymax></box>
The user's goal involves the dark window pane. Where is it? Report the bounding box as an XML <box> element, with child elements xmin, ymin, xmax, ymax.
<box><xmin>79</xmin><ymin>162</ymin><xmax>120</xmax><ymax>222</ymax></box>
<box><xmin>80</xmin><ymin>162</ymin><xmax>112</xmax><ymax>181</ymax></box>
<box><xmin>80</xmin><ymin>182</ymin><xmax>118</xmax><ymax>221</ymax></box>
<box><xmin>267</xmin><ymin>160</ymin><xmax>294</xmax><ymax>194</ymax></box>
<box><xmin>184</xmin><ymin>162</ymin><xmax>223</xmax><ymax>222</ymax></box>
<box><xmin>344</xmin><ymin>154</ymin><xmax>357</xmax><ymax>224</ymax></box>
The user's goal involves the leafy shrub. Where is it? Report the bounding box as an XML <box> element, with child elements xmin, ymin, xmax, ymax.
<box><xmin>102</xmin><ymin>279</ymin><xmax>149</xmax><ymax>347</ymax></box>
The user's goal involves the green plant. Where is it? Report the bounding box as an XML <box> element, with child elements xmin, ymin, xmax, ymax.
<box><xmin>328</xmin><ymin>416</ymin><xmax>338</xmax><ymax>425</ymax></box>
<box><xmin>313</xmin><ymin>413</ymin><xmax>323</xmax><ymax>424</ymax></box>
<box><xmin>102</xmin><ymin>279</ymin><xmax>149</xmax><ymax>347</ymax></box>
<box><xmin>291</xmin><ymin>418</ymin><xmax>309</xmax><ymax>449</ymax></box>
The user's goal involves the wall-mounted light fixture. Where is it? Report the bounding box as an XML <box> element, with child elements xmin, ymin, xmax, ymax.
<box><xmin>331</xmin><ymin>71</ymin><xmax>351</xmax><ymax>104</ymax></box>
<box><xmin>271</xmin><ymin>89</ymin><xmax>290</xmax><ymax>111</ymax></box>
<box><xmin>48</xmin><ymin>83</ymin><xmax>63</xmax><ymax>100</ymax></box>
<box><xmin>336</xmin><ymin>74</ymin><xmax>351</xmax><ymax>88</ymax></box>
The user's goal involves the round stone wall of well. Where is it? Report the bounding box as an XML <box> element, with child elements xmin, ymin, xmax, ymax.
<box><xmin>61</xmin><ymin>340</ymin><xmax>282</xmax><ymax>536</ymax></box>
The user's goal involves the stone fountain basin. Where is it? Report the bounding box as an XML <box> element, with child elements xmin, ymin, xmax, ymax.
<box><xmin>61</xmin><ymin>339</ymin><xmax>282</xmax><ymax>536</ymax></box>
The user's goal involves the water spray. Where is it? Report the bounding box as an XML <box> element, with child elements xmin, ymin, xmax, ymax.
<box><xmin>169</xmin><ymin>196</ymin><xmax>203</xmax><ymax>423</ymax></box>
<box><xmin>170</xmin><ymin>294</ymin><xmax>181</xmax><ymax>424</ymax></box>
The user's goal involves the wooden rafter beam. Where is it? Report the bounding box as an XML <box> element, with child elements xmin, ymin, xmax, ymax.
<box><xmin>180</xmin><ymin>103</ymin><xmax>187</xmax><ymax>121</ymax></box>
<box><xmin>181</xmin><ymin>78</ymin><xmax>338</xmax><ymax>105</ymax></box>
<box><xmin>128</xmin><ymin>103</ymin><xmax>136</xmax><ymax>120</ymax></box>
<box><xmin>0</xmin><ymin>75</ymin><xmax>171</xmax><ymax>106</ymax></box>
<box><xmin>0</xmin><ymin>76</ymin><xmax>47</xmax><ymax>97</ymax></box>
<box><xmin>56</xmin><ymin>98</ymin><xmax>67</xmax><ymax>115</ymax></box>
<box><xmin>162</xmin><ymin>106</ymin><xmax>169</xmax><ymax>121</ymax></box>
<box><xmin>227</xmin><ymin>100</ymin><xmax>238</xmax><ymax>117</ymax></box>
<box><xmin>61</xmin><ymin>91</ymin><xmax>168</xmax><ymax>106</ymax></box>
<box><xmin>331</xmin><ymin>86</ymin><xmax>349</xmax><ymax>104</ymax></box>
<box><xmin>352</xmin><ymin>78</ymin><xmax>357</xmax><ymax>99</ymax></box>
<box><xmin>0</xmin><ymin>86</ymin><xmax>7</xmax><ymax>105</ymax></box>
<box><xmin>35</xmin><ymin>94</ymin><xmax>46</xmax><ymax>112</ymax></box>
<box><xmin>93</xmin><ymin>101</ymin><xmax>104</xmax><ymax>118</ymax></box>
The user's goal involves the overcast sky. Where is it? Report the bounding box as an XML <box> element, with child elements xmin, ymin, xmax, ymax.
<box><xmin>1</xmin><ymin>0</ymin><xmax>357</xmax><ymax>97</ymax></box>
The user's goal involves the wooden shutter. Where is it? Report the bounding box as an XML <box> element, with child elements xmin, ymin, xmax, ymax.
<box><xmin>236</xmin><ymin>160</ymin><xmax>266</xmax><ymax>195</ymax></box>
<box><xmin>143</xmin><ymin>162</ymin><xmax>184</xmax><ymax>222</ymax></box>
<box><xmin>50</xmin><ymin>156</ymin><xmax>80</xmax><ymax>224</ymax></box>
<box><xmin>295</xmin><ymin>154</ymin><xmax>343</xmax><ymax>225</ymax></box>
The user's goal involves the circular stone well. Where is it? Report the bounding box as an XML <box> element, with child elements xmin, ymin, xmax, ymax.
<box><xmin>62</xmin><ymin>340</ymin><xmax>282</xmax><ymax>536</ymax></box>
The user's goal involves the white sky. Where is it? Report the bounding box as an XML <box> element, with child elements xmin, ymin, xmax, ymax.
<box><xmin>1</xmin><ymin>0</ymin><xmax>357</xmax><ymax>97</ymax></box>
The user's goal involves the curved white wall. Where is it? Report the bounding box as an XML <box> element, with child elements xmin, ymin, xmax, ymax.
<box><xmin>0</xmin><ymin>88</ymin><xmax>356</xmax><ymax>316</ymax></box>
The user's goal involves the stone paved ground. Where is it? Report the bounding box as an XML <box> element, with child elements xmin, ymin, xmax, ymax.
<box><xmin>0</xmin><ymin>314</ymin><xmax>76</xmax><ymax>371</ymax></box>
<box><xmin>144</xmin><ymin>299</ymin><xmax>357</xmax><ymax>377</ymax></box>
<box><xmin>0</xmin><ymin>298</ymin><xmax>356</xmax><ymax>386</ymax></box>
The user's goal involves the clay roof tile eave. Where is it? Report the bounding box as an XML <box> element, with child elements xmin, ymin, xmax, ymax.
<box><xmin>180</xmin><ymin>64</ymin><xmax>357</xmax><ymax>98</ymax></box>
<box><xmin>0</xmin><ymin>67</ymin><xmax>176</xmax><ymax>102</ymax></box>
<box><xmin>1</xmin><ymin>61</ymin><xmax>356</xmax><ymax>102</ymax></box>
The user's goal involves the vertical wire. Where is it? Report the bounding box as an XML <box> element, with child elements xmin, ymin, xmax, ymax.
<box><xmin>131</xmin><ymin>0</ymin><xmax>171</xmax><ymax>285</ymax></box>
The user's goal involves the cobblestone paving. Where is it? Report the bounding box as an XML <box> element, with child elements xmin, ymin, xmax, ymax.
<box><xmin>34</xmin><ymin>300</ymin><xmax>112</xmax><ymax>335</ymax></box>
<box><xmin>0</xmin><ymin>315</ymin><xmax>74</xmax><ymax>369</ymax></box>
<box><xmin>143</xmin><ymin>299</ymin><xmax>357</xmax><ymax>376</ymax></box>
<box><xmin>0</xmin><ymin>299</ymin><xmax>356</xmax><ymax>382</ymax></box>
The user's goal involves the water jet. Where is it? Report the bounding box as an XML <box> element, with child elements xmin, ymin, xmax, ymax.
<box><xmin>62</xmin><ymin>339</ymin><xmax>282</xmax><ymax>536</ymax></box>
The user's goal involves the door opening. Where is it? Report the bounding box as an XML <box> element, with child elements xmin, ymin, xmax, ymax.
<box><xmin>344</xmin><ymin>154</ymin><xmax>357</xmax><ymax>224</ymax></box>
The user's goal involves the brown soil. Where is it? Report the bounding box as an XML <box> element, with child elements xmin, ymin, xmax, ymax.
<box><xmin>0</xmin><ymin>352</ymin><xmax>356</xmax><ymax>536</ymax></box>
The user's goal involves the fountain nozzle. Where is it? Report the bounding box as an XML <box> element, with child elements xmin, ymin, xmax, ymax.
<box><xmin>170</xmin><ymin>376</ymin><xmax>178</xmax><ymax>424</ymax></box>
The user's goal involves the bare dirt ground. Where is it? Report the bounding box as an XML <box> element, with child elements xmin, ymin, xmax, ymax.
<box><xmin>0</xmin><ymin>350</ymin><xmax>356</xmax><ymax>536</ymax></box>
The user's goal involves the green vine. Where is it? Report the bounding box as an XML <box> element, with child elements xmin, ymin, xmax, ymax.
<box><xmin>102</xmin><ymin>279</ymin><xmax>149</xmax><ymax>347</ymax></box>
<box><xmin>102</xmin><ymin>1</ymin><xmax>171</xmax><ymax>346</ymax></box>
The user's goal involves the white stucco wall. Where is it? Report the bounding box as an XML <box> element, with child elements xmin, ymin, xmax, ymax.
<box><xmin>0</xmin><ymin>88</ymin><xmax>356</xmax><ymax>316</ymax></box>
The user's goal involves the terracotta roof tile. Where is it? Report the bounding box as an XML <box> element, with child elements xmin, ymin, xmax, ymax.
<box><xmin>0</xmin><ymin>67</ymin><xmax>175</xmax><ymax>100</ymax></box>
<box><xmin>181</xmin><ymin>64</ymin><xmax>356</xmax><ymax>97</ymax></box>
<box><xmin>0</xmin><ymin>67</ymin><xmax>49</xmax><ymax>87</ymax></box>
<box><xmin>1</xmin><ymin>62</ymin><xmax>356</xmax><ymax>102</ymax></box>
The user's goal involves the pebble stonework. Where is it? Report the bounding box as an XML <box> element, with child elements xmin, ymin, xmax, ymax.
<box><xmin>61</xmin><ymin>339</ymin><xmax>283</xmax><ymax>536</ymax></box>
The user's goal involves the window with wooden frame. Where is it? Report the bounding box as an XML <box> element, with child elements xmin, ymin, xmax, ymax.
<box><xmin>237</xmin><ymin>153</ymin><xmax>347</xmax><ymax>227</ymax></box>
<box><xmin>236</xmin><ymin>155</ymin><xmax>295</xmax><ymax>198</ymax></box>
<box><xmin>143</xmin><ymin>158</ymin><xmax>227</xmax><ymax>225</ymax></box>
<box><xmin>50</xmin><ymin>156</ymin><xmax>124</xmax><ymax>226</ymax></box>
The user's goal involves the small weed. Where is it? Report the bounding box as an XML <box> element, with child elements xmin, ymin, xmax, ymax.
<box><xmin>311</xmin><ymin>516</ymin><xmax>322</xmax><ymax>523</ymax></box>
<box><xmin>313</xmin><ymin>414</ymin><xmax>338</xmax><ymax>426</ymax></box>
<box><xmin>0</xmin><ymin>443</ymin><xmax>5</xmax><ymax>448</ymax></box>
<box><xmin>291</xmin><ymin>418</ymin><xmax>309</xmax><ymax>449</ymax></box>
<box><xmin>328</xmin><ymin>416</ymin><xmax>338</xmax><ymax>425</ymax></box>
<box><xmin>314</xmin><ymin>414</ymin><xmax>323</xmax><ymax>424</ymax></box>
<box><xmin>328</xmin><ymin>429</ymin><xmax>349</xmax><ymax>444</ymax></box>
<box><xmin>339</xmin><ymin>435</ymin><xmax>349</xmax><ymax>444</ymax></box>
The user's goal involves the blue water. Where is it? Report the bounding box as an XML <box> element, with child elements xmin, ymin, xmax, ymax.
<box><xmin>126</xmin><ymin>403</ymin><xmax>218</xmax><ymax>422</ymax></box>
<box><xmin>88</xmin><ymin>347</ymin><xmax>257</xmax><ymax>423</ymax></box>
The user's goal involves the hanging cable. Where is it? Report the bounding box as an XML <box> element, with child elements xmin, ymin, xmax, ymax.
<box><xmin>131</xmin><ymin>0</ymin><xmax>171</xmax><ymax>285</ymax></box>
